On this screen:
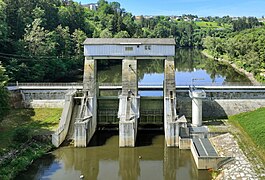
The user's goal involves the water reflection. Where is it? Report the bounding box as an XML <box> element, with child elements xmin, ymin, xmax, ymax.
<box><xmin>97</xmin><ymin>49</ymin><xmax>250</xmax><ymax>86</ymax></box>
<box><xmin>17</xmin><ymin>131</ymin><xmax>211</xmax><ymax>180</ymax></box>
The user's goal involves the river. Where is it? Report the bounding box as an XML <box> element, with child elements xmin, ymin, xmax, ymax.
<box><xmin>17</xmin><ymin>131</ymin><xmax>211</xmax><ymax>180</ymax></box>
<box><xmin>15</xmin><ymin>49</ymin><xmax>250</xmax><ymax>180</ymax></box>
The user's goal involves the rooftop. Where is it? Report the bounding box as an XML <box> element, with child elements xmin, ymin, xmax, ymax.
<box><xmin>83</xmin><ymin>38</ymin><xmax>176</xmax><ymax>45</ymax></box>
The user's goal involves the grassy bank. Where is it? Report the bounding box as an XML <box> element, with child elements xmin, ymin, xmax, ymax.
<box><xmin>202</xmin><ymin>49</ymin><xmax>261</xmax><ymax>85</ymax></box>
<box><xmin>0</xmin><ymin>108</ymin><xmax>62</xmax><ymax>179</ymax></box>
<box><xmin>229</xmin><ymin>107</ymin><xmax>265</xmax><ymax>166</ymax></box>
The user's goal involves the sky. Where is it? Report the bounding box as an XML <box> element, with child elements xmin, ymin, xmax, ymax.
<box><xmin>77</xmin><ymin>0</ymin><xmax>265</xmax><ymax>17</ymax></box>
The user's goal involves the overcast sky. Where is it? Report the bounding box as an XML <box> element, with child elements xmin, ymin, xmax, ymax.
<box><xmin>78</xmin><ymin>0</ymin><xmax>265</xmax><ymax>17</ymax></box>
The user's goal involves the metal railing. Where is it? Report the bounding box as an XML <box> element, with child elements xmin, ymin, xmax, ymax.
<box><xmin>8</xmin><ymin>82</ymin><xmax>83</xmax><ymax>87</ymax></box>
<box><xmin>7</xmin><ymin>82</ymin><xmax>265</xmax><ymax>87</ymax></box>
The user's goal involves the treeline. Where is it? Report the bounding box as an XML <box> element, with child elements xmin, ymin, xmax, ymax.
<box><xmin>0</xmin><ymin>0</ymin><xmax>263</xmax><ymax>82</ymax></box>
<box><xmin>203</xmin><ymin>27</ymin><xmax>265</xmax><ymax>82</ymax></box>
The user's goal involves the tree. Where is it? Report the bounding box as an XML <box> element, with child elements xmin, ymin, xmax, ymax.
<box><xmin>114</xmin><ymin>30</ymin><xmax>130</xmax><ymax>38</ymax></box>
<box><xmin>100</xmin><ymin>28</ymin><xmax>112</xmax><ymax>38</ymax></box>
<box><xmin>51</xmin><ymin>25</ymin><xmax>73</xmax><ymax>56</ymax></box>
<box><xmin>0</xmin><ymin>62</ymin><xmax>9</xmax><ymax>121</ymax></box>
<box><xmin>0</xmin><ymin>0</ymin><xmax>8</xmax><ymax>40</ymax></box>
<box><xmin>23</xmin><ymin>18</ymin><xmax>56</xmax><ymax>56</ymax></box>
<box><xmin>72</xmin><ymin>29</ymin><xmax>87</xmax><ymax>55</ymax></box>
<box><xmin>58</xmin><ymin>1</ymin><xmax>87</xmax><ymax>33</ymax></box>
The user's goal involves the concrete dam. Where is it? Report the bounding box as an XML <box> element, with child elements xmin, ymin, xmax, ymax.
<box><xmin>8</xmin><ymin>38</ymin><xmax>265</xmax><ymax>170</ymax></box>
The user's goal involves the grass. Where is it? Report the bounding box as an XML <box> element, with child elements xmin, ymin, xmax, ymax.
<box><xmin>195</xmin><ymin>21</ymin><xmax>231</xmax><ymax>29</ymax></box>
<box><xmin>0</xmin><ymin>108</ymin><xmax>62</xmax><ymax>149</ymax></box>
<box><xmin>229</xmin><ymin>107</ymin><xmax>265</xmax><ymax>166</ymax></box>
<box><xmin>0</xmin><ymin>108</ymin><xmax>62</xmax><ymax>179</ymax></box>
<box><xmin>229</xmin><ymin>107</ymin><xmax>265</xmax><ymax>149</ymax></box>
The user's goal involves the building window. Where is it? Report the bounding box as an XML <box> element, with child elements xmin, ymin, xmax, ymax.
<box><xmin>125</xmin><ymin>47</ymin><xmax>133</xmax><ymax>51</ymax></box>
<box><xmin>145</xmin><ymin>45</ymin><xmax>151</xmax><ymax>50</ymax></box>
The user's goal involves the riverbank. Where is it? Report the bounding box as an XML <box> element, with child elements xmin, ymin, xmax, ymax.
<box><xmin>209</xmin><ymin>107</ymin><xmax>265</xmax><ymax>179</ymax></box>
<box><xmin>0</xmin><ymin>108</ymin><xmax>61</xmax><ymax>179</ymax></box>
<box><xmin>202</xmin><ymin>50</ymin><xmax>261</xmax><ymax>86</ymax></box>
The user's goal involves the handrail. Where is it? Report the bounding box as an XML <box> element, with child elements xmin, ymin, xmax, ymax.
<box><xmin>7</xmin><ymin>82</ymin><xmax>265</xmax><ymax>87</ymax></box>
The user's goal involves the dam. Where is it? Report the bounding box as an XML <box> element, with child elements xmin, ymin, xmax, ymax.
<box><xmin>8</xmin><ymin>39</ymin><xmax>265</xmax><ymax>170</ymax></box>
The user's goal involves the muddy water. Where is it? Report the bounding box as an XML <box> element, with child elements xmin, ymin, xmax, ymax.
<box><xmin>16</xmin><ymin>131</ymin><xmax>211</xmax><ymax>180</ymax></box>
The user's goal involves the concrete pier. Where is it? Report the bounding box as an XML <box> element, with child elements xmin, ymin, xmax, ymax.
<box><xmin>74</xmin><ymin>119</ymin><xmax>89</xmax><ymax>147</ymax></box>
<box><xmin>74</xmin><ymin>57</ymin><xmax>98</xmax><ymax>147</ymax></box>
<box><xmin>119</xmin><ymin>58</ymin><xmax>139</xmax><ymax>147</ymax></box>
<box><xmin>164</xmin><ymin>57</ymin><xmax>179</xmax><ymax>147</ymax></box>
<box><xmin>189</xmin><ymin>89</ymin><xmax>206</xmax><ymax>127</ymax></box>
<box><xmin>121</xmin><ymin>58</ymin><xmax>138</xmax><ymax>95</ymax></box>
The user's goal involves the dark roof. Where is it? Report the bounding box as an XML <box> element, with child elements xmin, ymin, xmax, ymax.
<box><xmin>83</xmin><ymin>38</ymin><xmax>175</xmax><ymax>45</ymax></box>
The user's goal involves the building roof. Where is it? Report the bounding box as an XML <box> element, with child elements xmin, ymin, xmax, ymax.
<box><xmin>83</xmin><ymin>38</ymin><xmax>176</xmax><ymax>45</ymax></box>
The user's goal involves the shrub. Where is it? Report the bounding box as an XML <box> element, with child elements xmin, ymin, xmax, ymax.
<box><xmin>12</xmin><ymin>127</ymin><xmax>31</xmax><ymax>143</ymax></box>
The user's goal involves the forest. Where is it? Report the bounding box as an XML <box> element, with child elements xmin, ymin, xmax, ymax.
<box><xmin>0</xmin><ymin>0</ymin><xmax>264</xmax><ymax>117</ymax></box>
<box><xmin>0</xmin><ymin>0</ymin><xmax>262</xmax><ymax>83</ymax></box>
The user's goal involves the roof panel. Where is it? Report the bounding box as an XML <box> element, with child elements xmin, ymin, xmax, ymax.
<box><xmin>83</xmin><ymin>38</ymin><xmax>176</xmax><ymax>45</ymax></box>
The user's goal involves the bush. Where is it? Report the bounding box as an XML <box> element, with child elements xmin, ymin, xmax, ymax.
<box><xmin>12</xmin><ymin>127</ymin><xmax>31</xmax><ymax>143</ymax></box>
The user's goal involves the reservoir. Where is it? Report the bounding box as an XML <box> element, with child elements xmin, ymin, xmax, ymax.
<box><xmin>16</xmin><ymin>49</ymin><xmax>250</xmax><ymax>179</ymax></box>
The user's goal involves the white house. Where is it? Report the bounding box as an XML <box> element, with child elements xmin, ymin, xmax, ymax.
<box><xmin>84</xmin><ymin>3</ymin><xmax>98</xmax><ymax>11</ymax></box>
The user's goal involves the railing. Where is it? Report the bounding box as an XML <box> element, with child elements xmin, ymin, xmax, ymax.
<box><xmin>8</xmin><ymin>82</ymin><xmax>83</xmax><ymax>87</ymax></box>
<box><xmin>7</xmin><ymin>82</ymin><xmax>265</xmax><ymax>87</ymax></box>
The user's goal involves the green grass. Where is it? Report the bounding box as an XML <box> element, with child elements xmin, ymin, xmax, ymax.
<box><xmin>0</xmin><ymin>108</ymin><xmax>62</xmax><ymax>179</ymax></box>
<box><xmin>229</xmin><ymin>107</ymin><xmax>265</xmax><ymax>149</ymax></box>
<box><xmin>195</xmin><ymin>21</ymin><xmax>231</xmax><ymax>29</ymax></box>
<box><xmin>0</xmin><ymin>108</ymin><xmax>62</xmax><ymax>149</ymax></box>
<box><xmin>229</xmin><ymin>107</ymin><xmax>265</xmax><ymax>164</ymax></box>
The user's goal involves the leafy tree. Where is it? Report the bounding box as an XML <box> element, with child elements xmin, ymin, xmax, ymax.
<box><xmin>114</xmin><ymin>30</ymin><xmax>130</xmax><ymax>38</ymax></box>
<box><xmin>58</xmin><ymin>1</ymin><xmax>88</xmax><ymax>33</ymax></box>
<box><xmin>23</xmin><ymin>18</ymin><xmax>55</xmax><ymax>56</ymax></box>
<box><xmin>0</xmin><ymin>62</ymin><xmax>9</xmax><ymax>121</ymax></box>
<box><xmin>51</xmin><ymin>25</ymin><xmax>73</xmax><ymax>56</ymax></box>
<box><xmin>100</xmin><ymin>28</ymin><xmax>112</xmax><ymax>38</ymax></box>
<box><xmin>72</xmin><ymin>29</ymin><xmax>87</xmax><ymax>55</ymax></box>
<box><xmin>0</xmin><ymin>0</ymin><xmax>7</xmax><ymax>40</ymax></box>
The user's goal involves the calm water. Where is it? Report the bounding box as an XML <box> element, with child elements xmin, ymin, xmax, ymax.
<box><xmin>98</xmin><ymin>48</ymin><xmax>250</xmax><ymax>96</ymax></box>
<box><xmin>98</xmin><ymin>49</ymin><xmax>250</xmax><ymax>85</ymax></box>
<box><xmin>16</xmin><ymin>49</ymin><xmax>249</xmax><ymax>179</ymax></box>
<box><xmin>17</xmin><ymin>131</ymin><xmax>211</xmax><ymax>180</ymax></box>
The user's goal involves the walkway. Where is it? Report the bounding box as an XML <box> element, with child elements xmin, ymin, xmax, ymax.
<box><xmin>211</xmin><ymin>133</ymin><xmax>264</xmax><ymax>179</ymax></box>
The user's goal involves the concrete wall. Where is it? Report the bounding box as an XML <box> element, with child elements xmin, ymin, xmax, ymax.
<box><xmin>19</xmin><ymin>89</ymin><xmax>66</xmax><ymax>108</ymax></box>
<box><xmin>177</xmin><ymin>98</ymin><xmax>265</xmax><ymax>119</ymax></box>
<box><xmin>26</xmin><ymin>100</ymin><xmax>65</xmax><ymax>108</ymax></box>
<box><xmin>11</xmin><ymin>87</ymin><xmax>265</xmax><ymax>119</ymax></box>
<box><xmin>52</xmin><ymin>90</ymin><xmax>77</xmax><ymax>147</ymax></box>
<box><xmin>190</xmin><ymin>142</ymin><xmax>220</xmax><ymax>170</ymax></box>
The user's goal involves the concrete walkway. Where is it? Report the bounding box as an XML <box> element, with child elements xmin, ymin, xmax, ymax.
<box><xmin>210</xmin><ymin>133</ymin><xmax>264</xmax><ymax>179</ymax></box>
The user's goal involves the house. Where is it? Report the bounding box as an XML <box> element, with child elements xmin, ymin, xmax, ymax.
<box><xmin>83</xmin><ymin>3</ymin><xmax>98</xmax><ymax>11</ymax></box>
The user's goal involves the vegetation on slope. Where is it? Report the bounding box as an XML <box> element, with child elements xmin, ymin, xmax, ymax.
<box><xmin>229</xmin><ymin>107</ymin><xmax>265</xmax><ymax>165</ymax></box>
<box><xmin>0</xmin><ymin>0</ymin><xmax>246</xmax><ymax>83</ymax></box>
<box><xmin>0</xmin><ymin>108</ymin><xmax>62</xmax><ymax>179</ymax></box>
<box><xmin>203</xmin><ymin>26</ymin><xmax>265</xmax><ymax>83</ymax></box>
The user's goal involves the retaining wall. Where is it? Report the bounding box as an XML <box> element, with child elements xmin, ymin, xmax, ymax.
<box><xmin>9</xmin><ymin>87</ymin><xmax>265</xmax><ymax>118</ymax></box>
